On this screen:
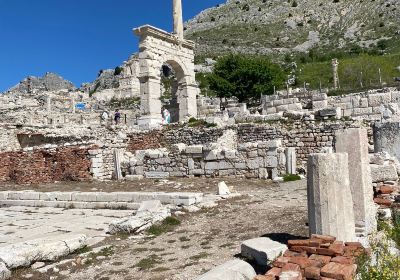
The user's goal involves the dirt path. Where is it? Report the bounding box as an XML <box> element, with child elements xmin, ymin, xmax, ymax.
<box><xmin>10</xmin><ymin>179</ymin><xmax>308</xmax><ymax>280</ymax></box>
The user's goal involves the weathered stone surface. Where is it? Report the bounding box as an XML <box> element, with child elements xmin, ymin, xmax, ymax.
<box><xmin>0</xmin><ymin>234</ymin><xmax>87</xmax><ymax>269</ymax></box>
<box><xmin>307</xmin><ymin>153</ymin><xmax>356</xmax><ymax>242</ymax></box>
<box><xmin>241</xmin><ymin>237</ymin><xmax>287</xmax><ymax>266</ymax></box>
<box><xmin>107</xmin><ymin>206</ymin><xmax>170</xmax><ymax>234</ymax></box>
<box><xmin>196</xmin><ymin>259</ymin><xmax>256</xmax><ymax>280</ymax></box>
<box><xmin>370</xmin><ymin>164</ymin><xmax>398</xmax><ymax>183</ymax></box>
<box><xmin>217</xmin><ymin>181</ymin><xmax>231</xmax><ymax>196</ymax></box>
<box><xmin>0</xmin><ymin>262</ymin><xmax>11</xmax><ymax>280</ymax></box>
<box><xmin>335</xmin><ymin>128</ymin><xmax>377</xmax><ymax>236</ymax></box>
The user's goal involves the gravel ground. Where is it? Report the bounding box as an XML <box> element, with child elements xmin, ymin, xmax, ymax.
<box><xmin>9</xmin><ymin>178</ymin><xmax>308</xmax><ymax>280</ymax></box>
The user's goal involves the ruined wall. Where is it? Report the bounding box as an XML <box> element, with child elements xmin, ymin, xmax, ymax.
<box><xmin>127</xmin><ymin>140</ymin><xmax>285</xmax><ymax>179</ymax></box>
<box><xmin>0</xmin><ymin>147</ymin><xmax>93</xmax><ymax>184</ymax></box>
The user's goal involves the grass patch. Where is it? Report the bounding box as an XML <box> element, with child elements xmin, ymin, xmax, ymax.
<box><xmin>283</xmin><ymin>174</ymin><xmax>302</xmax><ymax>182</ymax></box>
<box><xmin>179</xmin><ymin>236</ymin><xmax>191</xmax><ymax>242</ymax></box>
<box><xmin>189</xmin><ymin>252</ymin><xmax>210</xmax><ymax>260</ymax></box>
<box><xmin>146</xmin><ymin>216</ymin><xmax>181</xmax><ymax>236</ymax></box>
<box><xmin>134</xmin><ymin>254</ymin><xmax>162</xmax><ymax>270</ymax></box>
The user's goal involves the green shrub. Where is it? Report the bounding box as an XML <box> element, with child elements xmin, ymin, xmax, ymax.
<box><xmin>146</xmin><ymin>216</ymin><xmax>181</xmax><ymax>236</ymax></box>
<box><xmin>283</xmin><ymin>174</ymin><xmax>301</xmax><ymax>182</ymax></box>
<box><xmin>357</xmin><ymin>232</ymin><xmax>400</xmax><ymax>280</ymax></box>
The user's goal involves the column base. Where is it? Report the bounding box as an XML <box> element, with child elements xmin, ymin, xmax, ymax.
<box><xmin>138</xmin><ymin>115</ymin><xmax>163</xmax><ymax>129</ymax></box>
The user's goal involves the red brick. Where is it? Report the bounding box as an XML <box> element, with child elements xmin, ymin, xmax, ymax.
<box><xmin>288</xmin><ymin>256</ymin><xmax>320</xmax><ymax>269</ymax></box>
<box><xmin>305</xmin><ymin>266</ymin><xmax>321</xmax><ymax>280</ymax></box>
<box><xmin>331</xmin><ymin>256</ymin><xmax>354</xmax><ymax>265</ymax></box>
<box><xmin>378</xmin><ymin>185</ymin><xmax>396</xmax><ymax>194</ymax></box>
<box><xmin>288</xmin><ymin>239</ymin><xmax>311</xmax><ymax>247</ymax></box>
<box><xmin>310</xmin><ymin>238</ymin><xmax>323</xmax><ymax>247</ymax></box>
<box><xmin>321</xmin><ymin>262</ymin><xmax>357</xmax><ymax>280</ymax></box>
<box><xmin>272</xmin><ymin>256</ymin><xmax>290</xmax><ymax>268</ymax></box>
<box><xmin>374</xmin><ymin>197</ymin><xmax>393</xmax><ymax>207</ymax></box>
<box><xmin>316</xmin><ymin>248</ymin><xmax>337</xmax><ymax>257</ymax></box>
<box><xmin>284</xmin><ymin>250</ymin><xmax>308</xmax><ymax>257</ymax></box>
<box><xmin>279</xmin><ymin>270</ymin><xmax>302</xmax><ymax>280</ymax></box>
<box><xmin>282</xmin><ymin>262</ymin><xmax>301</xmax><ymax>272</ymax></box>
<box><xmin>320</xmin><ymin>278</ymin><xmax>336</xmax><ymax>280</ymax></box>
<box><xmin>265</xmin><ymin>267</ymin><xmax>282</xmax><ymax>278</ymax></box>
<box><xmin>309</xmin><ymin>254</ymin><xmax>332</xmax><ymax>267</ymax></box>
<box><xmin>344</xmin><ymin>242</ymin><xmax>362</xmax><ymax>248</ymax></box>
<box><xmin>291</xmin><ymin>246</ymin><xmax>317</xmax><ymax>255</ymax></box>
<box><xmin>254</xmin><ymin>275</ymin><xmax>274</xmax><ymax>280</ymax></box>
<box><xmin>329</xmin><ymin>241</ymin><xmax>345</xmax><ymax>256</ymax></box>
<box><xmin>311</xmin><ymin>234</ymin><xmax>336</xmax><ymax>244</ymax></box>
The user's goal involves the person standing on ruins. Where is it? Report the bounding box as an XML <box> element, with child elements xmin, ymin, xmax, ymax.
<box><xmin>114</xmin><ymin>109</ymin><xmax>121</xmax><ymax>125</ymax></box>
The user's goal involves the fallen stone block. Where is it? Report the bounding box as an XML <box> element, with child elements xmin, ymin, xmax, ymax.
<box><xmin>137</xmin><ymin>200</ymin><xmax>163</xmax><ymax>214</ymax></box>
<box><xmin>0</xmin><ymin>234</ymin><xmax>87</xmax><ymax>269</ymax></box>
<box><xmin>196</xmin><ymin>259</ymin><xmax>256</xmax><ymax>280</ymax></box>
<box><xmin>370</xmin><ymin>164</ymin><xmax>398</xmax><ymax>182</ymax></box>
<box><xmin>0</xmin><ymin>262</ymin><xmax>11</xmax><ymax>280</ymax></box>
<box><xmin>241</xmin><ymin>237</ymin><xmax>288</xmax><ymax>266</ymax></box>
<box><xmin>107</xmin><ymin>205</ymin><xmax>170</xmax><ymax>234</ymax></box>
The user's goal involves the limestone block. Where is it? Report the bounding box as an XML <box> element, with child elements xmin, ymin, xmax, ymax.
<box><xmin>287</xmin><ymin>103</ymin><xmax>302</xmax><ymax>111</ymax></box>
<box><xmin>258</xmin><ymin>140</ymin><xmax>282</xmax><ymax>149</ymax></box>
<box><xmin>96</xmin><ymin>193</ymin><xmax>118</xmax><ymax>202</ymax></box>
<box><xmin>196</xmin><ymin>259</ymin><xmax>256</xmax><ymax>280</ymax></box>
<box><xmin>368</xmin><ymin>92</ymin><xmax>392</xmax><ymax>107</ymax></box>
<box><xmin>353</xmin><ymin>107</ymin><xmax>372</xmax><ymax>116</ymax></box>
<box><xmin>205</xmin><ymin>162</ymin><xmax>219</xmax><ymax>170</ymax></box>
<box><xmin>335</xmin><ymin>128</ymin><xmax>377</xmax><ymax>235</ymax></box>
<box><xmin>171</xmin><ymin>143</ymin><xmax>186</xmax><ymax>154</ymax></box>
<box><xmin>0</xmin><ymin>262</ymin><xmax>11</xmax><ymax>280</ymax></box>
<box><xmin>137</xmin><ymin>200</ymin><xmax>163</xmax><ymax>214</ymax></box>
<box><xmin>276</xmin><ymin>105</ymin><xmax>289</xmax><ymax>112</ymax></box>
<box><xmin>0</xmin><ymin>192</ymin><xmax>8</xmax><ymax>200</ymax></box>
<box><xmin>144</xmin><ymin>172</ymin><xmax>169</xmax><ymax>179</ymax></box>
<box><xmin>391</xmin><ymin>91</ymin><xmax>400</xmax><ymax>103</ymax></box>
<box><xmin>360</xmin><ymin>98</ymin><xmax>368</xmax><ymax>108</ymax></box>
<box><xmin>265</xmin><ymin>107</ymin><xmax>277</xmax><ymax>114</ymax></box>
<box><xmin>204</xmin><ymin>150</ymin><xmax>219</xmax><ymax>161</ymax></box>
<box><xmin>247</xmin><ymin>158</ymin><xmax>261</xmax><ymax>169</ymax></box>
<box><xmin>125</xmin><ymin>175</ymin><xmax>144</xmax><ymax>181</ymax></box>
<box><xmin>370</xmin><ymin>164</ymin><xmax>398</xmax><ymax>182</ymax></box>
<box><xmin>39</xmin><ymin>192</ymin><xmax>72</xmax><ymax>201</ymax></box>
<box><xmin>187</xmin><ymin>158</ymin><xmax>195</xmax><ymax>170</ymax></box>
<box><xmin>71</xmin><ymin>193</ymin><xmax>97</xmax><ymax>202</ymax></box>
<box><xmin>241</xmin><ymin>237</ymin><xmax>287</xmax><ymax>266</ymax></box>
<box><xmin>265</xmin><ymin>156</ymin><xmax>278</xmax><ymax>168</ymax></box>
<box><xmin>313</xmin><ymin>100</ymin><xmax>328</xmax><ymax>110</ymax></box>
<box><xmin>307</xmin><ymin>153</ymin><xmax>357</xmax><ymax>242</ymax></box>
<box><xmin>186</xmin><ymin>145</ymin><xmax>203</xmax><ymax>154</ymax></box>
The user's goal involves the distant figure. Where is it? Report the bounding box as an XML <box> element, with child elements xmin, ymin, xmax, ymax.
<box><xmin>114</xmin><ymin>109</ymin><xmax>121</xmax><ymax>125</ymax></box>
<box><xmin>163</xmin><ymin>108</ymin><xmax>171</xmax><ymax>124</ymax></box>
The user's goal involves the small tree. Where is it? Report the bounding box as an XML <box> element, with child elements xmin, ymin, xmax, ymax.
<box><xmin>206</xmin><ymin>54</ymin><xmax>285</xmax><ymax>102</ymax></box>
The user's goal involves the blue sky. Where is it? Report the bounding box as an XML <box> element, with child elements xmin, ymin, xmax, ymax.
<box><xmin>0</xmin><ymin>0</ymin><xmax>224</xmax><ymax>92</ymax></box>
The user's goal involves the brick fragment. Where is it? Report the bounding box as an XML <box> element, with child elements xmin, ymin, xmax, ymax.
<box><xmin>272</xmin><ymin>256</ymin><xmax>290</xmax><ymax>268</ymax></box>
<box><xmin>282</xmin><ymin>262</ymin><xmax>301</xmax><ymax>272</ymax></box>
<box><xmin>311</xmin><ymin>234</ymin><xmax>336</xmax><ymax>244</ymax></box>
<box><xmin>265</xmin><ymin>267</ymin><xmax>282</xmax><ymax>278</ymax></box>
<box><xmin>309</xmin><ymin>254</ymin><xmax>332</xmax><ymax>267</ymax></box>
<box><xmin>331</xmin><ymin>256</ymin><xmax>354</xmax><ymax>265</ymax></box>
<box><xmin>254</xmin><ymin>275</ymin><xmax>274</xmax><ymax>280</ymax></box>
<box><xmin>321</xmin><ymin>262</ymin><xmax>357</xmax><ymax>280</ymax></box>
<box><xmin>329</xmin><ymin>241</ymin><xmax>345</xmax><ymax>256</ymax></box>
<box><xmin>316</xmin><ymin>248</ymin><xmax>336</xmax><ymax>257</ymax></box>
<box><xmin>374</xmin><ymin>197</ymin><xmax>393</xmax><ymax>207</ymax></box>
<box><xmin>305</xmin><ymin>266</ymin><xmax>321</xmax><ymax>280</ymax></box>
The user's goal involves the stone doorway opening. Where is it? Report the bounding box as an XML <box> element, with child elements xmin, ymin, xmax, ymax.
<box><xmin>160</xmin><ymin>62</ymin><xmax>182</xmax><ymax>123</ymax></box>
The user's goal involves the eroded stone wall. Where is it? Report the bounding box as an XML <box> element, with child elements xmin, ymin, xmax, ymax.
<box><xmin>0</xmin><ymin>147</ymin><xmax>93</xmax><ymax>184</ymax></box>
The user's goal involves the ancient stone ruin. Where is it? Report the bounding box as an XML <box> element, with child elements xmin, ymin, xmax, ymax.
<box><xmin>1</xmin><ymin>0</ymin><xmax>400</xmax><ymax>280</ymax></box>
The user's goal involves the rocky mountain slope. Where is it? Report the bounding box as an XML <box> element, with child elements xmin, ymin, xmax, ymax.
<box><xmin>2</xmin><ymin>72</ymin><xmax>76</xmax><ymax>96</ymax></box>
<box><xmin>185</xmin><ymin>0</ymin><xmax>400</xmax><ymax>57</ymax></box>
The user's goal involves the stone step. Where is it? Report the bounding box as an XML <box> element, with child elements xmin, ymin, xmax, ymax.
<box><xmin>0</xmin><ymin>191</ymin><xmax>203</xmax><ymax>206</ymax></box>
<box><xmin>0</xmin><ymin>199</ymin><xmax>140</xmax><ymax>210</ymax></box>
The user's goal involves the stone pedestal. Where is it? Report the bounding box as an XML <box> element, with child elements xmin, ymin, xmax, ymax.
<box><xmin>335</xmin><ymin>128</ymin><xmax>377</xmax><ymax>236</ymax></box>
<box><xmin>285</xmin><ymin>147</ymin><xmax>296</xmax><ymax>174</ymax></box>
<box><xmin>113</xmin><ymin>149</ymin><xmax>123</xmax><ymax>181</ymax></box>
<box><xmin>307</xmin><ymin>153</ymin><xmax>356</xmax><ymax>241</ymax></box>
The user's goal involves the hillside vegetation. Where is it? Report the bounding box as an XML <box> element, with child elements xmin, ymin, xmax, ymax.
<box><xmin>185</xmin><ymin>0</ymin><xmax>400</xmax><ymax>57</ymax></box>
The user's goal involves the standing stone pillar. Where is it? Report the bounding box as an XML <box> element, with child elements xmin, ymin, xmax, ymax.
<box><xmin>332</xmin><ymin>59</ymin><xmax>340</xmax><ymax>90</ymax></box>
<box><xmin>71</xmin><ymin>98</ymin><xmax>76</xmax><ymax>113</ymax></box>
<box><xmin>335</xmin><ymin>128</ymin><xmax>377</xmax><ymax>236</ymax></box>
<box><xmin>173</xmin><ymin>0</ymin><xmax>184</xmax><ymax>40</ymax></box>
<box><xmin>113</xmin><ymin>149</ymin><xmax>123</xmax><ymax>180</ymax></box>
<box><xmin>46</xmin><ymin>96</ymin><xmax>51</xmax><ymax>112</ymax></box>
<box><xmin>307</xmin><ymin>153</ymin><xmax>356</xmax><ymax>241</ymax></box>
<box><xmin>285</xmin><ymin>148</ymin><xmax>296</xmax><ymax>175</ymax></box>
<box><xmin>137</xmin><ymin>76</ymin><xmax>163</xmax><ymax>127</ymax></box>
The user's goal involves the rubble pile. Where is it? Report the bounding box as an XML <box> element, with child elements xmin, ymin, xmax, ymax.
<box><xmin>255</xmin><ymin>234</ymin><xmax>367</xmax><ymax>280</ymax></box>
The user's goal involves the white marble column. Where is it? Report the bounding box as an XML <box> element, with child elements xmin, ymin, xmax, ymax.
<box><xmin>173</xmin><ymin>0</ymin><xmax>184</xmax><ymax>40</ymax></box>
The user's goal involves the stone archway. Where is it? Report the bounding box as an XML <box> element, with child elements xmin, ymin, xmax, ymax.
<box><xmin>134</xmin><ymin>25</ymin><xmax>198</xmax><ymax>127</ymax></box>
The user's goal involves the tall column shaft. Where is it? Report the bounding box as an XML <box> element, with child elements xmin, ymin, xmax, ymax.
<box><xmin>173</xmin><ymin>0</ymin><xmax>184</xmax><ymax>40</ymax></box>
